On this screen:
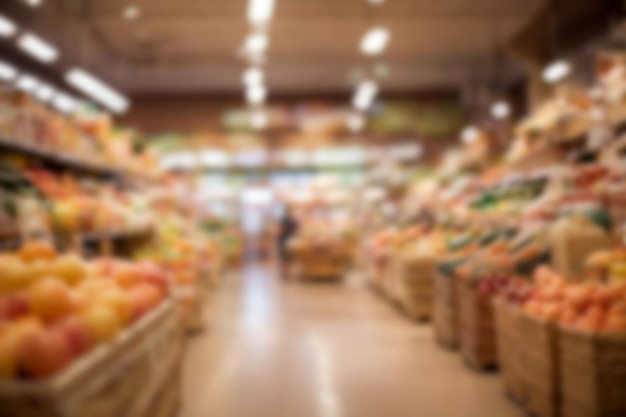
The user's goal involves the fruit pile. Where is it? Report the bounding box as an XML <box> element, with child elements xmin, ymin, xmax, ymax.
<box><xmin>521</xmin><ymin>266</ymin><xmax>626</xmax><ymax>333</ymax></box>
<box><xmin>0</xmin><ymin>241</ymin><xmax>169</xmax><ymax>380</ymax></box>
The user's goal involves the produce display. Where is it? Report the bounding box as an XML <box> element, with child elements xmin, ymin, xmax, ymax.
<box><xmin>0</xmin><ymin>240</ymin><xmax>169</xmax><ymax>380</ymax></box>
<box><xmin>355</xmin><ymin>52</ymin><xmax>626</xmax><ymax>417</ymax></box>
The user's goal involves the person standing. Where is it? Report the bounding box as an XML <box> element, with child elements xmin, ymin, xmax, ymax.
<box><xmin>277</xmin><ymin>205</ymin><xmax>298</xmax><ymax>278</ymax></box>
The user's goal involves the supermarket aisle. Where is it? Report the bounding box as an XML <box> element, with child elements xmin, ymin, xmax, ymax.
<box><xmin>181</xmin><ymin>264</ymin><xmax>524</xmax><ymax>417</ymax></box>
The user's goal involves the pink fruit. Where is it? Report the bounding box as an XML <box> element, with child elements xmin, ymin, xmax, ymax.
<box><xmin>54</xmin><ymin>316</ymin><xmax>94</xmax><ymax>357</ymax></box>
<box><xmin>0</xmin><ymin>292</ymin><xmax>30</xmax><ymax>320</ymax></box>
<box><xmin>19</xmin><ymin>327</ymin><xmax>73</xmax><ymax>379</ymax></box>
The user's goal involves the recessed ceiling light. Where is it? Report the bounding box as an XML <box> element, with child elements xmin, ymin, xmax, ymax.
<box><xmin>352</xmin><ymin>80</ymin><xmax>378</xmax><ymax>111</ymax></box>
<box><xmin>360</xmin><ymin>27</ymin><xmax>390</xmax><ymax>56</ymax></box>
<box><xmin>18</xmin><ymin>33</ymin><xmax>59</xmax><ymax>63</ymax></box>
<box><xmin>15</xmin><ymin>74</ymin><xmax>39</xmax><ymax>92</ymax></box>
<box><xmin>246</xmin><ymin>84</ymin><xmax>267</xmax><ymax>105</ymax></box>
<box><xmin>368</xmin><ymin>0</ymin><xmax>384</xmax><ymax>4</ymax></box>
<box><xmin>0</xmin><ymin>60</ymin><xmax>18</xmax><ymax>81</ymax></box>
<box><xmin>0</xmin><ymin>15</ymin><xmax>17</xmax><ymax>38</ymax></box>
<box><xmin>66</xmin><ymin>68</ymin><xmax>129</xmax><ymax>114</ymax></box>
<box><xmin>542</xmin><ymin>60</ymin><xmax>570</xmax><ymax>83</ymax></box>
<box><xmin>247</xmin><ymin>0</ymin><xmax>275</xmax><ymax>26</ymax></box>
<box><xmin>245</xmin><ymin>33</ymin><xmax>269</xmax><ymax>54</ymax></box>
<box><xmin>243</xmin><ymin>68</ymin><xmax>263</xmax><ymax>87</ymax></box>
<box><xmin>123</xmin><ymin>5</ymin><xmax>141</xmax><ymax>20</ymax></box>
<box><xmin>491</xmin><ymin>101</ymin><xmax>511</xmax><ymax>119</ymax></box>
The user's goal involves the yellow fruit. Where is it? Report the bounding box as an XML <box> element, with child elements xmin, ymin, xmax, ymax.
<box><xmin>53</xmin><ymin>256</ymin><xmax>87</xmax><ymax>286</ymax></box>
<box><xmin>80</xmin><ymin>305</ymin><xmax>121</xmax><ymax>343</ymax></box>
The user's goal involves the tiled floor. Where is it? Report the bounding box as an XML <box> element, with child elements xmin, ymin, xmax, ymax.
<box><xmin>180</xmin><ymin>263</ymin><xmax>524</xmax><ymax>417</ymax></box>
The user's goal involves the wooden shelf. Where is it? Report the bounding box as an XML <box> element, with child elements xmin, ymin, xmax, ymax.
<box><xmin>0</xmin><ymin>136</ymin><xmax>124</xmax><ymax>179</ymax></box>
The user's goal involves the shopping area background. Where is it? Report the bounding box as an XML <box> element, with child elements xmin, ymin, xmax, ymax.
<box><xmin>0</xmin><ymin>1</ymin><xmax>626</xmax><ymax>417</ymax></box>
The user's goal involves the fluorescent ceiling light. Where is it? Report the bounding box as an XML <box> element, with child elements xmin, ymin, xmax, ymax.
<box><xmin>246</xmin><ymin>84</ymin><xmax>267</xmax><ymax>105</ymax></box>
<box><xmin>0</xmin><ymin>60</ymin><xmax>18</xmax><ymax>81</ymax></box>
<box><xmin>491</xmin><ymin>101</ymin><xmax>511</xmax><ymax>119</ymax></box>
<box><xmin>23</xmin><ymin>0</ymin><xmax>42</xmax><ymax>7</ymax></box>
<box><xmin>52</xmin><ymin>93</ymin><xmax>78</xmax><ymax>114</ymax></box>
<box><xmin>461</xmin><ymin>126</ymin><xmax>480</xmax><ymax>144</ymax></box>
<box><xmin>250</xmin><ymin>111</ymin><xmax>268</xmax><ymax>130</ymax></box>
<box><xmin>247</xmin><ymin>0</ymin><xmax>275</xmax><ymax>26</ymax></box>
<box><xmin>347</xmin><ymin>114</ymin><xmax>364</xmax><ymax>132</ymax></box>
<box><xmin>245</xmin><ymin>33</ymin><xmax>269</xmax><ymax>54</ymax></box>
<box><xmin>18</xmin><ymin>33</ymin><xmax>59</xmax><ymax>63</ymax></box>
<box><xmin>15</xmin><ymin>74</ymin><xmax>39</xmax><ymax>92</ymax></box>
<box><xmin>243</xmin><ymin>68</ymin><xmax>263</xmax><ymax>87</ymax></box>
<box><xmin>35</xmin><ymin>83</ymin><xmax>55</xmax><ymax>103</ymax></box>
<box><xmin>352</xmin><ymin>80</ymin><xmax>378</xmax><ymax>111</ymax></box>
<box><xmin>542</xmin><ymin>60</ymin><xmax>570</xmax><ymax>83</ymax></box>
<box><xmin>0</xmin><ymin>15</ymin><xmax>17</xmax><ymax>38</ymax></box>
<box><xmin>123</xmin><ymin>5</ymin><xmax>141</xmax><ymax>20</ymax></box>
<box><xmin>360</xmin><ymin>27</ymin><xmax>390</xmax><ymax>56</ymax></box>
<box><xmin>66</xmin><ymin>68</ymin><xmax>129</xmax><ymax>114</ymax></box>
<box><xmin>368</xmin><ymin>0</ymin><xmax>384</xmax><ymax>3</ymax></box>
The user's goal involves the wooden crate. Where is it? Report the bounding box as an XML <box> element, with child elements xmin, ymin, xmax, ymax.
<box><xmin>518</xmin><ymin>312</ymin><xmax>560</xmax><ymax>417</ymax></box>
<box><xmin>458</xmin><ymin>283</ymin><xmax>497</xmax><ymax>370</ymax></box>
<box><xmin>397</xmin><ymin>255</ymin><xmax>435</xmax><ymax>321</ymax></box>
<box><xmin>558</xmin><ymin>326</ymin><xmax>626</xmax><ymax>417</ymax></box>
<box><xmin>492</xmin><ymin>299</ymin><xmax>526</xmax><ymax>404</ymax></box>
<box><xmin>433</xmin><ymin>272</ymin><xmax>459</xmax><ymax>349</ymax></box>
<box><xmin>0</xmin><ymin>300</ymin><xmax>184</xmax><ymax>417</ymax></box>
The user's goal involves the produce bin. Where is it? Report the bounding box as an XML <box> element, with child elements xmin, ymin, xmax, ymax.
<box><xmin>518</xmin><ymin>312</ymin><xmax>560</xmax><ymax>417</ymax></box>
<box><xmin>458</xmin><ymin>282</ymin><xmax>497</xmax><ymax>370</ymax></box>
<box><xmin>0</xmin><ymin>300</ymin><xmax>184</xmax><ymax>417</ymax></box>
<box><xmin>433</xmin><ymin>272</ymin><xmax>460</xmax><ymax>349</ymax></box>
<box><xmin>558</xmin><ymin>325</ymin><xmax>626</xmax><ymax>417</ymax></box>
<box><xmin>390</xmin><ymin>253</ymin><xmax>435</xmax><ymax>321</ymax></box>
<box><xmin>493</xmin><ymin>299</ymin><xmax>526</xmax><ymax>404</ymax></box>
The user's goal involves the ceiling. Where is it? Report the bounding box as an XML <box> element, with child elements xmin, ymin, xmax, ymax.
<box><xmin>5</xmin><ymin>0</ymin><xmax>548</xmax><ymax>96</ymax></box>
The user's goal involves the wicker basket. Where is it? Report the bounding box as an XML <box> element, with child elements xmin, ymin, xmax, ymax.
<box><xmin>433</xmin><ymin>272</ymin><xmax>459</xmax><ymax>349</ymax></box>
<box><xmin>492</xmin><ymin>299</ymin><xmax>526</xmax><ymax>404</ymax></box>
<box><xmin>518</xmin><ymin>312</ymin><xmax>560</xmax><ymax>417</ymax></box>
<box><xmin>558</xmin><ymin>326</ymin><xmax>626</xmax><ymax>417</ymax></box>
<box><xmin>458</xmin><ymin>283</ymin><xmax>497</xmax><ymax>370</ymax></box>
<box><xmin>0</xmin><ymin>300</ymin><xmax>184</xmax><ymax>417</ymax></box>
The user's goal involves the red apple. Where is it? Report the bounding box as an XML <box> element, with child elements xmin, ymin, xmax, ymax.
<box><xmin>128</xmin><ymin>284</ymin><xmax>163</xmax><ymax>321</ymax></box>
<box><xmin>138</xmin><ymin>261</ymin><xmax>169</xmax><ymax>295</ymax></box>
<box><xmin>54</xmin><ymin>316</ymin><xmax>93</xmax><ymax>357</ymax></box>
<box><xmin>0</xmin><ymin>292</ymin><xmax>30</xmax><ymax>320</ymax></box>
<box><xmin>19</xmin><ymin>327</ymin><xmax>73</xmax><ymax>379</ymax></box>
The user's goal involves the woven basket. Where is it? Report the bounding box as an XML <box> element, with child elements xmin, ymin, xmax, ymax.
<box><xmin>0</xmin><ymin>300</ymin><xmax>184</xmax><ymax>417</ymax></box>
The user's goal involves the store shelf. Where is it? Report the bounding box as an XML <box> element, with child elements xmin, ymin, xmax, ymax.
<box><xmin>81</xmin><ymin>227</ymin><xmax>153</xmax><ymax>244</ymax></box>
<box><xmin>0</xmin><ymin>136</ymin><xmax>124</xmax><ymax>179</ymax></box>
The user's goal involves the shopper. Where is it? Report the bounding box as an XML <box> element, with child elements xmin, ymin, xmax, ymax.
<box><xmin>277</xmin><ymin>205</ymin><xmax>298</xmax><ymax>278</ymax></box>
